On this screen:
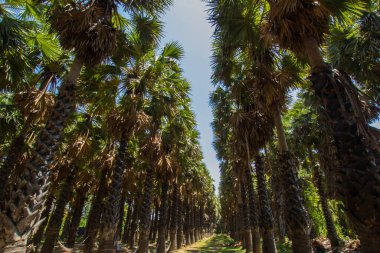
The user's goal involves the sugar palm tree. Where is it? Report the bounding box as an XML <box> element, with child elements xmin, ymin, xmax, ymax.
<box><xmin>96</xmin><ymin>14</ymin><xmax>164</xmax><ymax>252</ymax></box>
<box><xmin>0</xmin><ymin>1</ymin><xmax>172</xmax><ymax>251</ymax></box>
<box><xmin>261</xmin><ymin>1</ymin><xmax>380</xmax><ymax>250</ymax></box>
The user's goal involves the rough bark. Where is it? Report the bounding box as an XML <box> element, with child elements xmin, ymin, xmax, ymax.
<box><xmin>276</xmin><ymin>152</ymin><xmax>311</xmax><ymax>253</ymax></box>
<box><xmin>121</xmin><ymin>199</ymin><xmax>133</xmax><ymax>243</ymax></box>
<box><xmin>169</xmin><ymin>182</ymin><xmax>178</xmax><ymax>251</ymax></box>
<box><xmin>98</xmin><ymin>131</ymin><xmax>128</xmax><ymax>253</ymax></box>
<box><xmin>151</xmin><ymin>204</ymin><xmax>159</xmax><ymax>242</ymax></box>
<box><xmin>128</xmin><ymin>193</ymin><xmax>141</xmax><ymax>249</ymax></box>
<box><xmin>83</xmin><ymin>168</ymin><xmax>108</xmax><ymax>253</ymax></box>
<box><xmin>240</xmin><ymin>181</ymin><xmax>253</xmax><ymax>253</ymax></box>
<box><xmin>189</xmin><ymin>197</ymin><xmax>195</xmax><ymax>244</ymax></box>
<box><xmin>184</xmin><ymin>199</ymin><xmax>191</xmax><ymax>246</ymax></box>
<box><xmin>0</xmin><ymin>134</ymin><xmax>26</xmax><ymax>204</ymax></box>
<box><xmin>0</xmin><ymin>57</ymin><xmax>83</xmax><ymax>253</ymax></box>
<box><xmin>29</xmin><ymin>192</ymin><xmax>54</xmax><ymax>248</ymax></box>
<box><xmin>40</xmin><ymin>166</ymin><xmax>77</xmax><ymax>253</ymax></box>
<box><xmin>115</xmin><ymin>188</ymin><xmax>127</xmax><ymax>242</ymax></box>
<box><xmin>304</xmin><ymin>36</ymin><xmax>380</xmax><ymax>252</ymax></box>
<box><xmin>156</xmin><ymin>182</ymin><xmax>169</xmax><ymax>253</ymax></box>
<box><xmin>244</xmin><ymin>166</ymin><xmax>261</xmax><ymax>253</ymax></box>
<box><xmin>176</xmin><ymin>197</ymin><xmax>183</xmax><ymax>249</ymax></box>
<box><xmin>273</xmin><ymin>104</ymin><xmax>312</xmax><ymax>253</ymax></box>
<box><xmin>312</xmin><ymin>164</ymin><xmax>341</xmax><ymax>250</ymax></box>
<box><xmin>136</xmin><ymin>166</ymin><xmax>154</xmax><ymax>253</ymax></box>
<box><xmin>66</xmin><ymin>187</ymin><xmax>87</xmax><ymax>248</ymax></box>
<box><xmin>0</xmin><ymin>73</ymin><xmax>55</xmax><ymax>205</ymax></box>
<box><xmin>255</xmin><ymin>155</ymin><xmax>276</xmax><ymax>253</ymax></box>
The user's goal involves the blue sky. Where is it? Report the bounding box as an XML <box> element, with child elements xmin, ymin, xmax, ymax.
<box><xmin>161</xmin><ymin>1</ymin><xmax>221</xmax><ymax>190</ymax></box>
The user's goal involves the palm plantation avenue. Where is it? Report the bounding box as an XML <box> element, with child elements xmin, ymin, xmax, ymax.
<box><xmin>0</xmin><ymin>0</ymin><xmax>379</xmax><ymax>253</ymax></box>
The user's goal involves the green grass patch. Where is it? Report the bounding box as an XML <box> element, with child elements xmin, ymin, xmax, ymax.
<box><xmin>174</xmin><ymin>234</ymin><xmax>244</xmax><ymax>253</ymax></box>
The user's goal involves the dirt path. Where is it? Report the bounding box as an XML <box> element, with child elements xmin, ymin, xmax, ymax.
<box><xmin>173</xmin><ymin>234</ymin><xmax>243</xmax><ymax>253</ymax></box>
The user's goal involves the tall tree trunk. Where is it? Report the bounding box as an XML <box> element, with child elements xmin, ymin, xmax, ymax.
<box><xmin>169</xmin><ymin>182</ymin><xmax>178</xmax><ymax>251</ymax></box>
<box><xmin>66</xmin><ymin>187</ymin><xmax>87</xmax><ymax>248</ymax></box>
<box><xmin>184</xmin><ymin>199</ymin><xmax>191</xmax><ymax>246</ymax></box>
<box><xmin>30</xmin><ymin>191</ymin><xmax>55</xmax><ymax>248</ymax></box>
<box><xmin>0</xmin><ymin>134</ymin><xmax>26</xmax><ymax>204</ymax></box>
<box><xmin>60</xmin><ymin>206</ymin><xmax>73</xmax><ymax>241</ymax></box>
<box><xmin>136</xmin><ymin>166</ymin><xmax>154</xmax><ymax>253</ymax></box>
<box><xmin>98</xmin><ymin>131</ymin><xmax>128</xmax><ymax>253</ymax></box>
<box><xmin>151</xmin><ymin>203</ymin><xmax>159</xmax><ymax>242</ymax></box>
<box><xmin>245</xmin><ymin>166</ymin><xmax>261</xmax><ymax>253</ymax></box>
<box><xmin>191</xmin><ymin>198</ymin><xmax>198</xmax><ymax>243</ymax></box>
<box><xmin>176</xmin><ymin>197</ymin><xmax>183</xmax><ymax>249</ymax></box>
<box><xmin>156</xmin><ymin>181</ymin><xmax>169</xmax><ymax>253</ymax></box>
<box><xmin>0</xmin><ymin>73</ymin><xmax>54</xmax><ymax>205</ymax></box>
<box><xmin>189</xmin><ymin>197</ymin><xmax>195</xmax><ymax>244</ymax></box>
<box><xmin>255</xmin><ymin>155</ymin><xmax>277</xmax><ymax>253</ymax></box>
<box><xmin>269</xmin><ymin>161</ymin><xmax>286</xmax><ymax>244</ymax></box>
<box><xmin>122</xmin><ymin>199</ymin><xmax>133</xmax><ymax>243</ymax></box>
<box><xmin>273</xmin><ymin>103</ymin><xmax>312</xmax><ymax>253</ymax></box>
<box><xmin>304</xmin><ymin>36</ymin><xmax>380</xmax><ymax>252</ymax></box>
<box><xmin>83</xmin><ymin>167</ymin><xmax>108</xmax><ymax>253</ymax></box>
<box><xmin>240</xmin><ymin>181</ymin><xmax>253</xmax><ymax>253</ymax></box>
<box><xmin>115</xmin><ymin>188</ymin><xmax>127</xmax><ymax>242</ymax></box>
<box><xmin>40</xmin><ymin>166</ymin><xmax>78</xmax><ymax>253</ymax></box>
<box><xmin>128</xmin><ymin>193</ymin><xmax>141</xmax><ymax>249</ymax></box>
<box><xmin>0</xmin><ymin>57</ymin><xmax>83</xmax><ymax>253</ymax></box>
<box><xmin>312</xmin><ymin>164</ymin><xmax>341</xmax><ymax>250</ymax></box>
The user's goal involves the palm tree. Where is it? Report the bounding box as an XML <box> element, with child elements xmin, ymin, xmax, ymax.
<box><xmin>0</xmin><ymin>1</ymin><xmax>172</xmax><ymax>251</ymax></box>
<box><xmin>254</xmin><ymin>155</ymin><xmax>276</xmax><ymax>253</ymax></box>
<box><xmin>262</xmin><ymin>1</ymin><xmax>380</xmax><ymax>249</ymax></box>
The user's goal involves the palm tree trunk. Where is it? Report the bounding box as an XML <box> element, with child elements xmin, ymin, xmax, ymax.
<box><xmin>66</xmin><ymin>187</ymin><xmax>87</xmax><ymax>248</ymax></box>
<box><xmin>40</xmin><ymin>166</ymin><xmax>77</xmax><ymax>253</ymax></box>
<box><xmin>199</xmin><ymin>204</ymin><xmax>203</xmax><ymax>239</ymax></box>
<box><xmin>29</xmin><ymin>191</ymin><xmax>55</xmax><ymax>249</ymax></box>
<box><xmin>240</xmin><ymin>181</ymin><xmax>253</xmax><ymax>253</ymax></box>
<box><xmin>61</xmin><ymin>206</ymin><xmax>73</xmax><ymax>241</ymax></box>
<box><xmin>115</xmin><ymin>188</ymin><xmax>127</xmax><ymax>242</ymax></box>
<box><xmin>151</xmin><ymin>203</ymin><xmax>159</xmax><ymax>242</ymax></box>
<box><xmin>83</xmin><ymin>167</ymin><xmax>108</xmax><ymax>253</ymax></box>
<box><xmin>0</xmin><ymin>73</ymin><xmax>55</xmax><ymax>205</ymax></box>
<box><xmin>184</xmin><ymin>199</ymin><xmax>191</xmax><ymax>245</ymax></box>
<box><xmin>304</xmin><ymin>36</ymin><xmax>380</xmax><ymax>252</ymax></box>
<box><xmin>98</xmin><ymin>131</ymin><xmax>128</xmax><ymax>252</ymax></box>
<box><xmin>176</xmin><ymin>197</ymin><xmax>183</xmax><ymax>249</ymax></box>
<box><xmin>255</xmin><ymin>155</ymin><xmax>276</xmax><ymax>253</ymax></box>
<box><xmin>189</xmin><ymin>197</ymin><xmax>195</xmax><ymax>244</ymax></box>
<box><xmin>244</xmin><ymin>166</ymin><xmax>261</xmax><ymax>253</ymax></box>
<box><xmin>269</xmin><ymin>160</ymin><xmax>286</xmax><ymax>244</ymax></box>
<box><xmin>122</xmin><ymin>199</ymin><xmax>133</xmax><ymax>243</ymax></box>
<box><xmin>128</xmin><ymin>192</ymin><xmax>141</xmax><ymax>249</ymax></box>
<box><xmin>191</xmin><ymin>201</ymin><xmax>198</xmax><ymax>243</ymax></box>
<box><xmin>169</xmin><ymin>182</ymin><xmax>178</xmax><ymax>251</ymax></box>
<box><xmin>0</xmin><ymin>133</ymin><xmax>26</xmax><ymax>203</ymax></box>
<box><xmin>157</xmin><ymin>181</ymin><xmax>169</xmax><ymax>253</ymax></box>
<box><xmin>0</xmin><ymin>57</ymin><xmax>83</xmax><ymax>253</ymax></box>
<box><xmin>136</xmin><ymin>166</ymin><xmax>154</xmax><ymax>253</ymax></box>
<box><xmin>311</xmin><ymin>164</ymin><xmax>341</xmax><ymax>250</ymax></box>
<box><xmin>273</xmin><ymin>103</ymin><xmax>312</xmax><ymax>253</ymax></box>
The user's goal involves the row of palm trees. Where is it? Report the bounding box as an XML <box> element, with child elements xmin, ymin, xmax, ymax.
<box><xmin>209</xmin><ymin>0</ymin><xmax>379</xmax><ymax>253</ymax></box>
<box><xmin>0</xmin><ymin>1</ymin><xmax>217</xmax><ymax>252</ymax></box>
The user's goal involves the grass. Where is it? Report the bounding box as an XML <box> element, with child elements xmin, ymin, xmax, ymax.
<box><xmin>173</xmin><ymin>234</ymin><xmax>244</xmax><ymax>253</ymax></box>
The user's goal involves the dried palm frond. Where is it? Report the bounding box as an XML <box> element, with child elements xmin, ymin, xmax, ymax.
<box><xmin>14</xmin><ymin>88</ymin><xmax>55</xmax><ymax>124</ymax></box>
<box><xmin>230</xmin><ymin>108</ymin><xmax>274</xmax><ymax>155</ymax></box>
<box><xmin>264</xmin><ymin>0</ymin><xmax>329</xmax><ymax>55</ymax></box>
